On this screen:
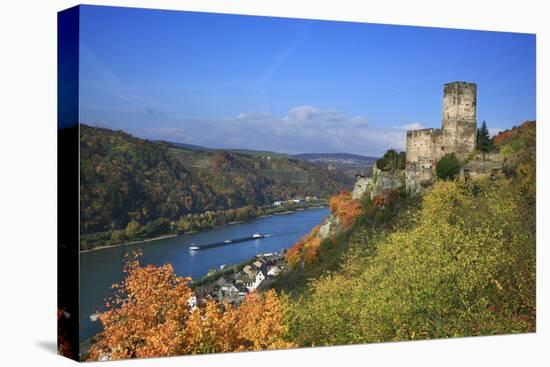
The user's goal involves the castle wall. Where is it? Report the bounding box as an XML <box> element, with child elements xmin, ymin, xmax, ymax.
<box><xmin>406</xmin><ymin>128</ymin><xmax>444</xmax><ymax>163</ymax></box>
<box><xmin>442</xmin><ymin>82</ymin><xmax>477</xmax><ymax>160</ymax></box>
<box><xmin>352</xmin><ymin>175</ymin><xmax>372</xmax><ymax>200</ymax></box>
<box><xmin>462</xmin><ymin>152</ymin><xmax>502</xmax><ymax>179</ymax></box>
<box><xmin>405</xmin><ymin>158</ymin><xmax>435</xmax><ymax>195</ymax></box>
<box><xmin>405</xmin><ymin>81</ymin><xmax>478</xmax><ymax>195</ymax></box>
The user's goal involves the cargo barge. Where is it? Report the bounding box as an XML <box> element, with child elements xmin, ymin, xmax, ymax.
<box><xmin>189</xmin><ymin>233</ymin><xmax>264</xmax><ymax>251</ymax></box>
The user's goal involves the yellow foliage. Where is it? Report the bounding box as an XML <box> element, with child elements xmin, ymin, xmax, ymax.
<box><xmin>88</xmin><ymin>253</ymin><xmax>294</xmax><ymax>361</ymax></box>
<box><xmin>287</xmin><ymin>168</ymin><xmax>535</xmax><ymax>346</ymax></box>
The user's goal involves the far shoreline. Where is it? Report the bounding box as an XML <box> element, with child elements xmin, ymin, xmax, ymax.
<box><xmin>79</xmin><ymin>205</ymin><xmax>328</xmax><ymax>254</ymax></box>
<box><xmin>79</xmin><ymin>234</ymin><xmax>178</xmax><ymax>253</ymax></box>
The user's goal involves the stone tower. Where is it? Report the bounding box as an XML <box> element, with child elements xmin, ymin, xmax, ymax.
<box><xmin>405</xmin><ymin>81</ymin><xmax>478</xmax><ymax>195</ymax></box>
<box><xmin>441</xmin><ymin>81</ymin><xmax>477</xmax><ymax>160</ymax></box>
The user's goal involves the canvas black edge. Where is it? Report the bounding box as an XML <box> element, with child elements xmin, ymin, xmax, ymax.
<box><xmin>58</xmin><ymin>4</ymin><xmax>80</xmax><ymax>362</ymax></box>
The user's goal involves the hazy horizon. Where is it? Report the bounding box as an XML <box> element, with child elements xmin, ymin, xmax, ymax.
<box><xmin>78</xmin><ymin>5</ymin><xmax>536</xmax><ymax>156</ymax></box>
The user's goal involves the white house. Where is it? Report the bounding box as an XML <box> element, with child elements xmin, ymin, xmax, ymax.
<box><xmin>235</xmin><ymin>273</ymin><xmax>255</xmax><ymax>290</ymax></box>
<box><xmin>267</xmin><ymin>266</ymin><xmax>282</xmax><ymax>277</ymax></box>
<box><xmin>252</xmin><ymin>260</ymin><xmax>264</xmax><ymax>268</ymax></box>
<box><xmin>254</xmin><ymin>269</ymin><xmax>266</xmax><ymax>289</ymax></box>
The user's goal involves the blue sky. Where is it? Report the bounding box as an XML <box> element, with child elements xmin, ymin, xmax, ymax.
<box><xmin>79</xmin><ymin>5</ymin><xmax>536</xmax><ymax>156</ymax></box>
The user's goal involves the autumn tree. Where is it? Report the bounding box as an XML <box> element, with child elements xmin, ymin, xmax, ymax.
<box><xmin>286</xmin><ymin>191</ymin><xmax>362</xmax><ymax>267</ymax></box>
<box><xmin>285</xmin><ymin>226</ymin><xmax>321</xmax><ymax>267</ymax></box>
<box><xmin>88</xmin><ymin>252</ymin><xmax>194</xmax><ymax>360</ymax></box>
<box><xmin>494</xmin><ymin>121</ymin><xmax>535</xmax><ymax>147</ymax></box>
<box><xmin>231</xmin><ymin>290</ymin><xmax>293</xmax><ymax>350</ymax></box>
<box><xmin>329</xmin><ymin>191</ymin><xmax>362</xmax><ymax>229</ymax></box>
<box><xmin>88</xmin><ymin>252</ymin><xmax>293</xmax><ymax>361</ymax></box>
<box><xmin>186</xmin><ymin>291</ymin><xmax>294</xmax><ymax>353</ymax></box>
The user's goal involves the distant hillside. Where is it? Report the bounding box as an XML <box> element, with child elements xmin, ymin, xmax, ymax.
<box><xmin>293</xmin><ymin>152</ymin><xmax>378</xmax><ymax>178</ymax></box>
<box><xmin>80</xmin><ymin>125</ymin><xmax>352</xmax><ymax>233</ymax></box>
<box><xmin>226</xmin><ymin>148</ymin><xmax>290</xmax><ymax>159</ymax></box>
<box><xmin>161</xmin><ymin>141</ymin><xmax>214</xmax><ymax>152</ymax></box>
<box><xmin>293</xmin><ymin>152</ymin><xmax>377</xmax><ymax>161</ymax></box>
<box><xmin>160</xmin><ymin>141</ymin><xmax>291</xmax><ymax>159</ymax></box>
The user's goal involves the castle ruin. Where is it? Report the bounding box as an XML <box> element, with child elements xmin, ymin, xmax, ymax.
<box><xmin>406</xmin><ymin>82</ymin><xmax>477</xmax><ymax>194</ymax></box>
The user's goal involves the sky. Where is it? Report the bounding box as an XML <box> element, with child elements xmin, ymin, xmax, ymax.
<box><xmin>79</xmin><ymin>5</ymin><xmax>536</xmax><ymax>156</ymax></box>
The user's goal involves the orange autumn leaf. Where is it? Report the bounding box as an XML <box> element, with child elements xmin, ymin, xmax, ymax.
<box><xmin>286</xmin><ymin>191</ymin><xmax>362</xmax><ymax>267</ymax></box>
<box><xmin>88</xmin><ymin>252</ymin><xmax>294</xmax><ymax>361</ymax></box>
<box><xmin>329</xmin><ymin>191</ymin><xmax>362</xmax><ymax>229</ymax></box>
<box><xmin>285</xmin><ymin>225</ymin><xmax>320</xmax><ymax>267</ymax></box>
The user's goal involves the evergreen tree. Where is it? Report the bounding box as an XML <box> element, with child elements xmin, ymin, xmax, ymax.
<box><xmin>476</xmin><ymin>120</ymin><xmax>494</xmax><ymax>152</ymax></box>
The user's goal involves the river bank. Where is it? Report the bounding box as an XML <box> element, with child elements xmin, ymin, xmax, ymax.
<box><xmin>80</xmin><ymin>203</ymin><xmax>327</xmax><ymax>252</ymax></box>
<box><xmin>79</xmin><ymin>234</ymin><xmax>179</xmax><ymax>253</ymax></box>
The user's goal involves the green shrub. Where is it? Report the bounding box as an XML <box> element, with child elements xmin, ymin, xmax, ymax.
<box><xmin>110</xmin><ymin>230</ymin><xmax>127</xmax><ymax>243</ymax></box>
<box><xmin>436</xmin><ymin>153</ymin><xmax>461</xmax><ymax>180</ymax></box>
<box><xmin>125</xmin><ymin>220</ymin><xmax>141</xmax><ymax>238</ymax></box>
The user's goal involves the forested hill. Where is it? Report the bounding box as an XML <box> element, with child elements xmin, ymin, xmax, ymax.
<box><xmin>273</xmin><ymin>121</ymin><xmax>536</xmax><ymax>344</ymax></box>
<box><xmin>79</xmin><ymin>124</ymin><xmax>352</xmax><ymax>233</ymax></box>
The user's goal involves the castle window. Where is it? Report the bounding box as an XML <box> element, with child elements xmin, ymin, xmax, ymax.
<box><xmin>441</xmin><ymin>146</ymin><xmax>444</xmax><ymax>151</ymax></box>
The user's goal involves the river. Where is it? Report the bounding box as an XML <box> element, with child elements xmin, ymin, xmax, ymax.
<box><xmin>79</xmin><ymin>206</ymin><xmax>329</xmax><ymax>342</ymax></box>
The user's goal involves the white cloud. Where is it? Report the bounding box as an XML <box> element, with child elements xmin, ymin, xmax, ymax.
<box><xmin>112</xmin><ymin>105</ymin><xmax>406</xmax><ymax>156</ymax></box>
<box><xmin>401</xmin><ymin>122</ymin><xmax>425</xmax><ymax>130</ymax></box>
<box><xmin>489</xmin><ymin>127</ymin><xmax>503</xmax><ymax>137</ymax></box>
<box><xmin>285</xmin><ymin>105</ymin><xmax>321</xmax><ymax>121</ymax></box>
<box><xmin>234</xmin><ymin>112</ymin><xmax>272</xmax><ymax>121</ymax></box>
<box><xmin>350</xmin><ymin>116</ymin><xmax>369</xmax><ymax>126</ymax></box>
